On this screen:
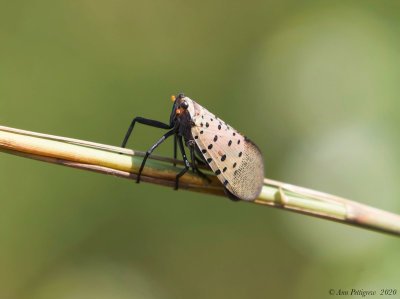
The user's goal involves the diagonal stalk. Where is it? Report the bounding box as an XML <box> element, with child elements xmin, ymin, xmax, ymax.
<box><xmin>1</xmin><ymin>125</ymin><xmax>399</xmax><ymax>237</ymax></box>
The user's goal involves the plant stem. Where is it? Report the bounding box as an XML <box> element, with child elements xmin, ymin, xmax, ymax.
<box><xmin>1</xmin><ymin>125</ymin><xmax>399</xmax><ymax>237</ymax></box>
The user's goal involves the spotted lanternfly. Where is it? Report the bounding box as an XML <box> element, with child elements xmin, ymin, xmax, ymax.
<box><xmin>121</xmin><ymin>93</ymin><xmax>264</xmax><ymax>201</ymax></box>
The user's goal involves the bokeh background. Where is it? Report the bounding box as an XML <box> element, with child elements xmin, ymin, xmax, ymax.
<box><xmin>1</xmin><ymin>1</ymin><xmax>400</xmax><ymax>298</ymax></box>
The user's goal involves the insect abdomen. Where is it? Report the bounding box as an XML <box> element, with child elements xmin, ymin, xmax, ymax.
<box><xmin>189</xmin><ymin>99</ymin><xmax>264</xmax><ymax>201</ymax></box>
<box><xmin>230</xmin><ymin>139</ymin><xmax>264</xmax><ymax>201</ymax></box>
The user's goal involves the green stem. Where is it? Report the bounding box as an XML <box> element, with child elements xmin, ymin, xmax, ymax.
<box><xmin>1</xmin><ymin>125</ymin><xmax>399</xmax><ymax>237</ymax></box>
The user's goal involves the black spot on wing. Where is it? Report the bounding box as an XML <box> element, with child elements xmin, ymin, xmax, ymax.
<box><xmin>207</xmin><ymin>158</ymin><xmax>212</xmax><ymax>163</ymax></box>
<box><xmin>228</xmin><ymin>140</ymin><xmax>232</xmax><ymax>146</ymax></box>
<box><xmin>223</xmin><ymin>180</ymin><xmax>228</xmax><ymax>186</ymax></box>
<box><xmin>238</xmin><ymin>152</ymin><xmax>242</xmax><ymax>157</ymax></box>
<box><xmin>208</xmin><ymin>144</ymin><xmax>213</xmax><ymax>149</ymax></box>
<box><xmin>215</xmin><ymin>169</ymin><xmax>221</xmax><ymax>175</ymax></box>
<box><xmin>221</xmin><ymin>154</ymin><xmax>226</xmax><ymax>161</ymax></box>
<box><xmin>201</xmin><ymin>149</ymin><xmax>206</xmax><ymax>154</ymax></box>
<box><xmin>214</xmin><ymin>135</ymin><xmax>218</xmax><ymax>142</ymax></box>
<box><xmin>223</xmin><ymin>167</ymin><xmax>227</xmax><ymax>172</ymax></box>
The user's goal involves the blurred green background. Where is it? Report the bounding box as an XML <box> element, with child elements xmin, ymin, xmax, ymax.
<box><xmin>1</xmin><ymin>1</ymin><xmax>400</xmax><ymax>298</ymax></box>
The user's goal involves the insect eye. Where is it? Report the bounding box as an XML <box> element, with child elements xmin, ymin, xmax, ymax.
<box><xmin>181</xmin><ymin>101</ymin><xmax>189</xmax><ymax>109</ymax></box>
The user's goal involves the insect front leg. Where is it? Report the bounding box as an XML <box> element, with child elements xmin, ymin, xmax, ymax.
<box><xmin>121</xmin><ymin>117</ymin><xmax>173</xmax><ymax>148</ymax></box>
<box><xmin>136</xmin><ymin>130</ymin><xmax>175</xmax><ymax>183</ymax></box>
<box><xmin>175</xmin><ymin>136</ymin><xmax>190</xmax><ymax>190</ymax></box>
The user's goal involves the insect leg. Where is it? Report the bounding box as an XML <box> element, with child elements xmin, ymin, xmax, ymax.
<box><xmin>189</xmin><ymin>145</ymin><xmax>196</xmax><ymax>172</ymax></box>
<box><xmin>121</xmin><ymin>117</ymin><xmax>172</xmax><ymax>148</ymax></box>
<box><xmin>223</xmin><ymin>187</ymin><xmax>241</xmax><ymax>202</ymax></box>
<box><xmin>136</xmin><ymin>130</ymin><xmax>175</xmax><ymax>183</ymax></box>
<box><xmin>195</xmin><ymin>168</ymin><xmax>211</xmax><ymax>183</ymax></box>
<box><xmin>173</xmin><ymin>135</ymin><xmax>177</xmax><ymax>167</ymax></box>
<box><xmin>175</xmin><ymin>136</ymin><xmax>190</xmax><ymax>190</ymax></box>
<box><xmin>188</xmin><ymin>146</ymin><xmax>211</xmax><ymax>182</ymax></box>
<box><xmin>195</xmin><ymin>156</ymin><xmax>207</xmax><ymax>166</ymax></box>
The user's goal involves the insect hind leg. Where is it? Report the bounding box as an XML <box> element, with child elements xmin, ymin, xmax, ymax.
<box><xmin>188</xmin><ymin>142</ymin><xmax>211</xmax><ymax>183</ymax></box>
<box><xmin>223</xmin><ymin>187</ymin><xmax>241</xmax><ymax>202</ymax></box>
<box><xmin>195</xmin><ymin>155</ymin><xmax>207</xmax><ymax>166</ymax></box>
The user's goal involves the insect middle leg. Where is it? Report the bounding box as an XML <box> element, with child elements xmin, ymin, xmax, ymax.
<box><xmin>173</xmin><ymin>135</ymin><xmax>177</xmax><ymax>167</ymax></box>
<box><xmin>121</xmin><ymin>117</ymin><xmax>172</xmax><ymax>148</ymax></box>
<box><xmin>136</xmin><ymin>130</ymin><xmax>175</xmax><ymax>183</ymax></box>
<box><xmin>175</xmin><ymin>136</ymin><xmax>190</xmax><ymax>190</ymax></box>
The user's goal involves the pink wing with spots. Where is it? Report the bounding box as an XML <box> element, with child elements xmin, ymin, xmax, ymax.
<box><xmin>189</xmin><ymin>100</ymin><xmax>264</xmax><ymax>201</ymax></box>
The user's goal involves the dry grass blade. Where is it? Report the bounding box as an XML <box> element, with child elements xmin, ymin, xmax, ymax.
<box><xmin>1</xmin><ymin>125</ymin><xmax>400</xmax><ymax>237</ymax></box>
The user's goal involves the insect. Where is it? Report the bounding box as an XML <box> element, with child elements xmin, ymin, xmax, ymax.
<box><xmin>121</xmin><ymin>93</ymin><xmax>264</xmax><ymax>201</ymax></box>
